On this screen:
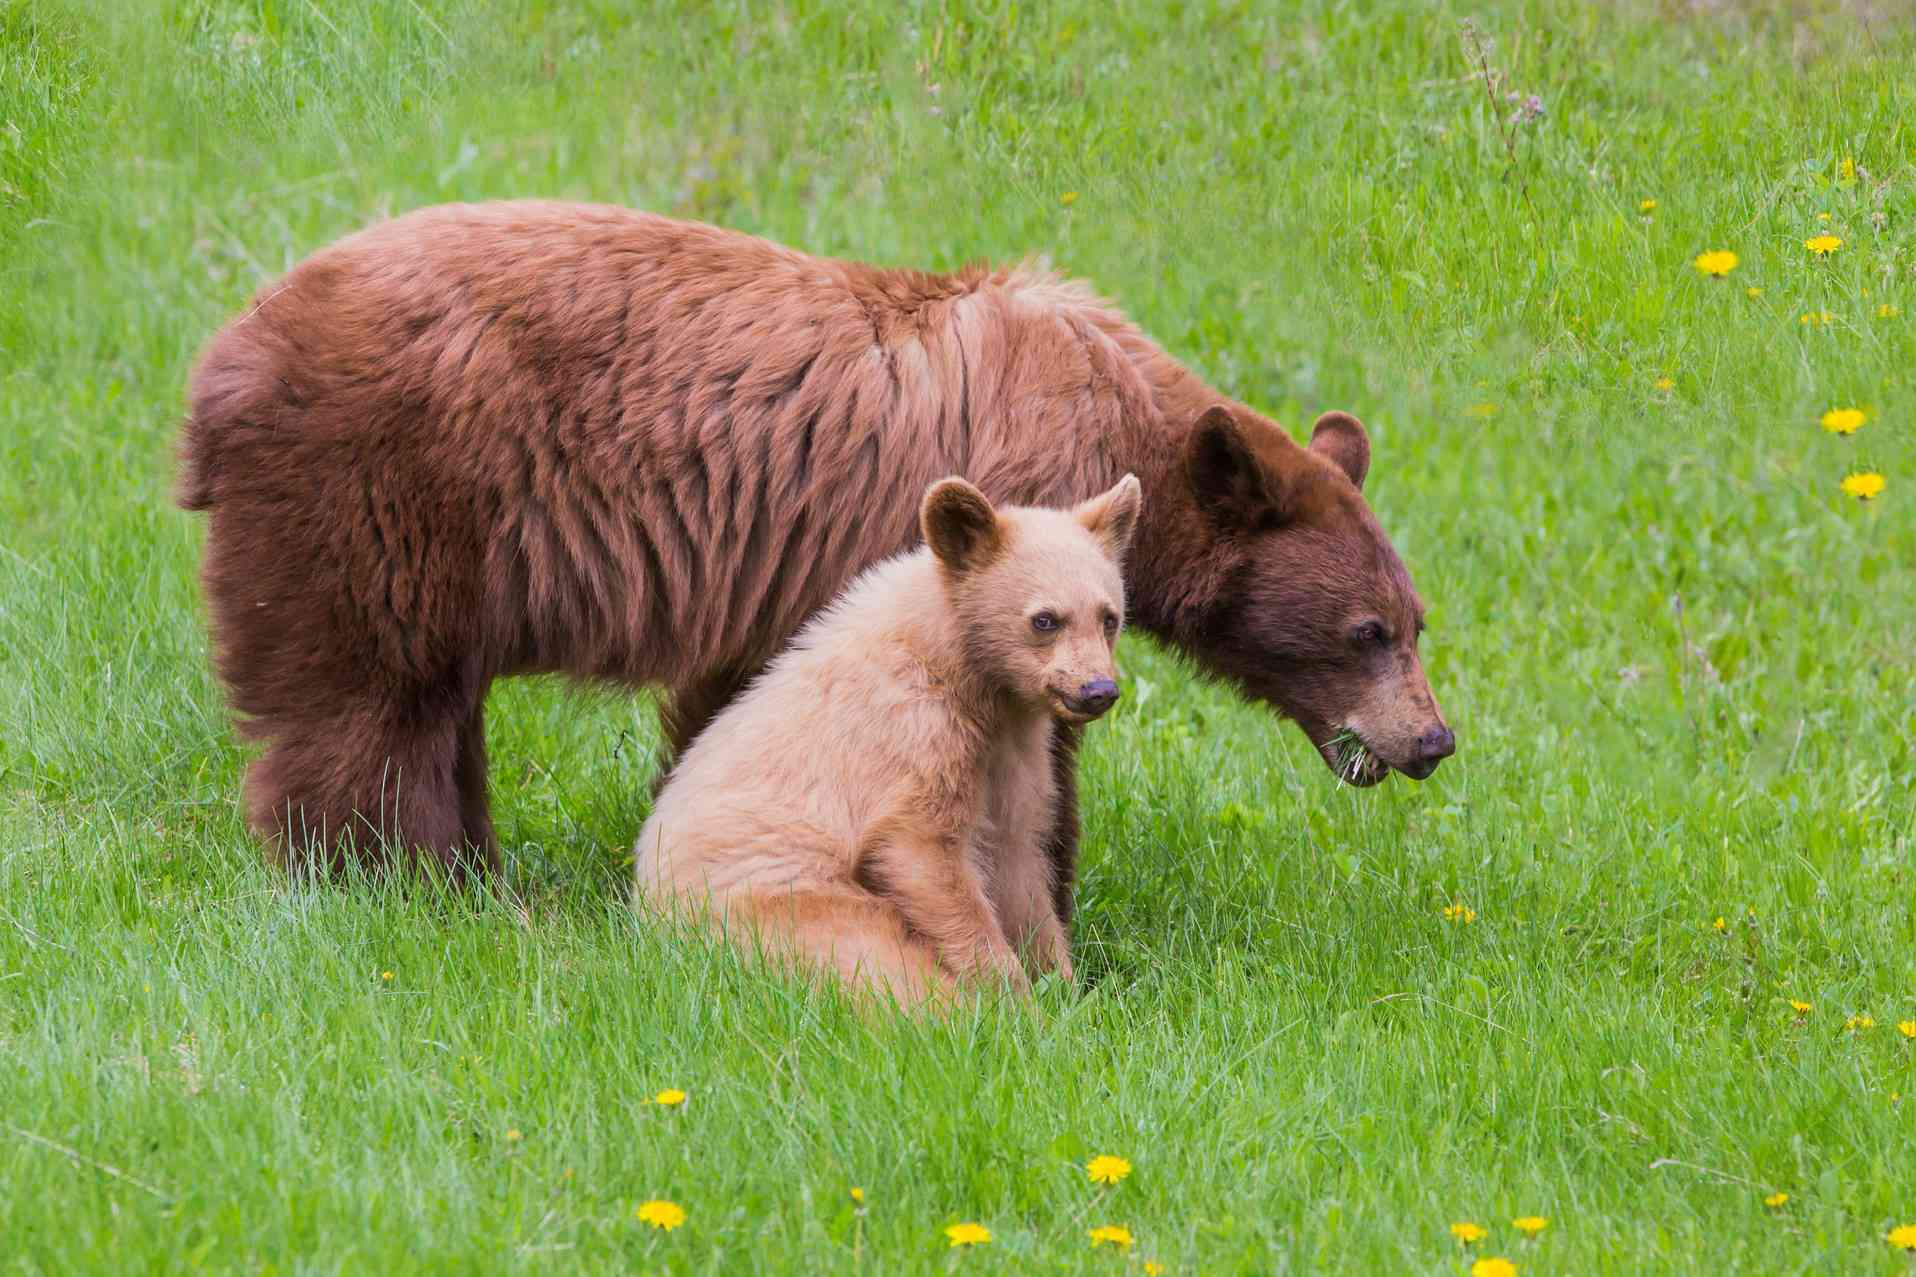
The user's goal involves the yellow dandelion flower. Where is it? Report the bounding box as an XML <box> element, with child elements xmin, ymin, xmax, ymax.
<box><xmin>505</xmin><ymin>1128</ymin><xmax>523</xmax><ymax>1142</ymax></box>
<box><xmin>1800</xmin><ymin>310</ymin><xmax>1834</xmax><ymax>326</ymax></box>
<box><xmin>945</xmin><ymin>1222</ymin><xmax>991</xmax><ymax>1248</ymax></box>
<box><xmin>381</xmin><ymin>971</ymin><xmax>394</xmax><ymax>981</ymax></box>
<box><xmin>1639</xmin><ymin>198</ymin><xmax>1658</xmax><ymax>213</ymax></box>
<box><xmin>1888</xmin><ymin>1224</ymin><xmax>1916</xmax><ymax>1251</ymax></box>
<box><xmin>1820</xmin><ymin>408</ymin><xmax>1866</xmax><ymax>435</ymax></box>
<box><xmin>1693</xmin><ymin>250</ymin><xmax>1738</xmax><ymax>277</ymax></box>
<box><xmin>1087</xmin><ymin>1155</ymin><xmax>1132</xmax><ymax>1185</ymax></box>
<box><xmin>1471</xmin><ymin>1259</ymin><xmax>1518</xmax><ymax>1277</ymax></box>
<box><xmin>1816</xmin><ymin>212</ymin><xmax>1832</xmax><ymax>222</ymax></box>
<box><xmin>1654</xmin><ymin>377</ymin><xmax>1675</xmax><ymax>391</ymax></box>
<box><xmin>1712</xmin><ymin>916</ymin><xmax>1727</xmax><ymax>932</ymax></box>
<box><xmin>1841</xmin><ymin>157</ymin><xmax>1856</xmax><ymax>181</ymax></box>
<box><xmin>1451</xmin><ymin>1221</ymin><xmax>1488</xmax><ymax>1245</ymax></box>
<box><xmin>1144</xmin><ymin>1264</ymin><xmax>1165</xmax><ymax>1276</ymax></box>
<box><xmin>652</xmin><ymin>1088</ymin><xmax>687</xmax><ymax>1106</ymax></box>
<box><xmin>1846</xmin><ymin>1015</ymin><xmax>1876</xmax><ymax>1031</ymax></box>
<box><xmin>1512</xmin><ymin>1215</ymin><xmax>1548</xmax><ymax>1235</ymax></box>
<box><xmin>1061</xmin><ymin>191</ymin><xmax>1078</xmax><ymax>207</ymax></box>
<box><xmin>1805</xmin><ymin>234</ymin><xmax>1843</xmax><ymax>256</ymax></box>
<box><xmin>1878</xmin><ymin>303</ymin><xmax>1901</xmax><ymax>318</ymax></box>
<box><xmin>850</xmin><ymin>1187</ymin><xmax>864</xmax><ymax>1203</ymax></box>
<box><xmin>1899</xmin><ymin>1020</ymin><xmax>1916</xmax><ymax>1038</ymax></box>
<box><xmin>1746</xmin><ymin>286</ymin><xmax>1763</xmax><ymax>298</ymax></box>
<box><xmin>1840</xmin><ymin>472</ymin><xmax>1886</xmax><ymax>501</ymax></box>
<box><xmin>1789</xmin><ymin>999</ymin><xmax>1813</xmax><ymax>1014</ymax></box>
<box><xmin>1088</xmin><ymin>1224</ymin><xmax>1135</xmax><ymax>1249</ymax></box>
<box><xmin>1764</xmin><ymin>1192</ymin><xmax>1789</xmax><ymax>1208</ymax></box>
<box><xmin>636</xmin><ymin>1199</ymin><xmax>686</xmax><ymax>1231</ymax></box>
<box><xmin>1442</xmin><ymin>904</ymin><xmax>1478</xmax><ymax>924</ymax></box>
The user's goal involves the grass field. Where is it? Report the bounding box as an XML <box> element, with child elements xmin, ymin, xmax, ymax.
<box><xmin>3</xmin><ymin>0</ymin><xmax>1914</xmax><ymax>1271</ymax></box>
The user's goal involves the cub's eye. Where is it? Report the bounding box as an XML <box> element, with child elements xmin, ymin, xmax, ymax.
<box><xmin>1031</xmin><ymin>611</ymin><xmax>1060</xmax><ymax>633</ymax></box>
<box><xmin>1102</xmin><ymin>613</ymin><xmax>1120</xmax><ymax>636</ymax></box>
<box><xmin>1353</xmin><ymin>621</ymin><xmax>1388</xmax><ymax>646</ymax></box>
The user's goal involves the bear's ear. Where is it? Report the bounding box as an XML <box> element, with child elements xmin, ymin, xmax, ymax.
<box><xmin>1308</xmin><ymin>411</ymin><xmax>1370</xmax><ymax>490</ymax></box>
<box><xmin>1074</xmin><ymin>473</ymin><xmax>1142</xmax><ymax>557</ymax></box>
<box><xmin>921</xmin><ymin>477</ymin><xmax>1004</xmax><ymax>572</ymax></box>
<box><xmin>1187</xmin><ymin>405</ymin><xmax>1281</xmax><ymax>531</ymax></box>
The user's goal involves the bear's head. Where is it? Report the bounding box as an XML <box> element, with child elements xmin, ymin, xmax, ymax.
<box><xmin>1164</xmin><ymin>405</ymin><xmax>1453</xmax><ymax>786</ymax></box>
<box><xmin>921</xmin><ymin>474</ymin><xmax>1142</xmax><ymax>724</ymax></box>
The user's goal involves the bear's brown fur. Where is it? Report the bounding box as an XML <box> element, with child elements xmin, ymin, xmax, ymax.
<box><xmin>178</xmin><ymin>201</ymin><xmax>1451</xmax><ymax>879</ymax></box>
<box><xmin>636</xmin><ymin>476</ymin><xmax>1139</xmax><ymax>1001</ymax></box>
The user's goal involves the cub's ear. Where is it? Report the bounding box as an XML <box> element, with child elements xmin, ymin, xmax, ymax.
<box><xmin>1308</xmin><ymin>410</ymin><xmax>1370</xmax><ymax>490</ymax></box>
<box><xmin>921</xmin><ymin>477</ymin><xmax>1003</xmax><ymax>572</ymax></box>
<box><xmin>1187</xmin><ymin>405</ymin><xmax>1280</xmax><ymax>531</ymax></box>
<box><xmin>1074</xmin><ymin>473</ymin><xmax>1142</xmax><ymax>557</ymax></box>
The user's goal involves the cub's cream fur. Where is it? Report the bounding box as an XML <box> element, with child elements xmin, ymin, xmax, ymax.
<box><xmin>634</xmin><ymin>474</ymin><xmax>1142</xmax><ymax>1001</ymax></box>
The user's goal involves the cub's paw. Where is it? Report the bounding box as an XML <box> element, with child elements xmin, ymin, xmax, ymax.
<box><xmin>972</xmin><ymin>944</ymin><xmax>1032</xmax><ymax>996</ymax></box>
<box><xmin>1024</xmin><ymin>915</ymin><xmax>1075</xmax><ymax>983</ymax></box>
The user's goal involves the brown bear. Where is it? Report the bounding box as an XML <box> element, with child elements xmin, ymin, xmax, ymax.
<box><xmin>636</xmin><ymin>475</ymin><xmax>1140</xmax><ymax>1001</ymax></box>
<box><xmin>177</xmin><ymin>200</ymin><xmax>1452</xmax><ymax>882</ymax></box>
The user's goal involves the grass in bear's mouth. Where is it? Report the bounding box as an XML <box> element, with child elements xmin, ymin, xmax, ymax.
<box><xmin>1327</xmin><ymin>729</ymin><xmax>1378</xmax><ymax>782</ymax></box>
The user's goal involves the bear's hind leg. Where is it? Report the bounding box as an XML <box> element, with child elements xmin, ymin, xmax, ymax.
<box><xmin>733</xmin><ymin>886</ymin><xmax>948</xmax><ymax>1005</ymax></box>
<box><xmin>243</xmin><ymin>699</ymin><xmax>482</xmax><ymax>879</ymax></box>
<box><xmin>653</xmin><ymin>665</ymin><xmax>756</xmax><ymax>794</ymax></box>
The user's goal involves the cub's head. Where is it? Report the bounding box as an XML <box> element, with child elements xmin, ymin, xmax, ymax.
<box><xmin>921</xmin><ymin>474</ymin><xmax>1142</xmax><ymax>724</ymax></box>
<box><xmin>1175</xmin><ymin>405</ymin><xmax>1454</xmax><ymax>785</ymax></box>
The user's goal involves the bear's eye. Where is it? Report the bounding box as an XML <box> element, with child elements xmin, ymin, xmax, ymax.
<box><xmin>1031</xmin><ymin>611</ymin><xmax>1060</xmax><ymax>634</ymax></box>
<box><xmin>1353</xmin><ymin>621</ymin><xmax>1389</xmax><ymax>647</ymax></box>
<box><xmin>1101</xmin><ymin>612</ymin><xmax>1120</xmax><ymax>636</ymax></box>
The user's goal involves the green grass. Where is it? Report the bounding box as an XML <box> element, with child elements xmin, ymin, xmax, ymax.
<box><xmin>3</xmin><ymin>0</ymin><xmax>1914</xmax><ymax>1271</ymax></box>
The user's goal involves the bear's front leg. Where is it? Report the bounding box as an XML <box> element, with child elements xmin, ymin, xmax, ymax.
<box><xmin>983</xmin><ymin>724</ymin><xmax>1075</xmax><ymax>983</ymax></box>
<box><xmin>860</xmin><ymin>831</ymin><xmax>1028</xmax><ymax>994</ymax></box>
<box><xmin>988</xmin><ymin>831</ymin><xmax>1074</xmax><ymax>983</ymax></box>
<box><xmin>1041</xmin><ymin>721</ymin><xmax>1083</xmax><ymax>924</ymax></box>
<box><xmin>1025</xmin><ymin>908</ymin><xmax>1075</xmax><ymax>983</ymax></box>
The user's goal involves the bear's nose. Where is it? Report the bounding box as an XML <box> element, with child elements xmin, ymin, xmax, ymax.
<box><xmin>1416</xmin><ymin>724</ymin><xmax>1456</xmax><ymax>764</ymax></box>
<box><xmin>1069</xmin><ymin>678</ymin><xmax>1120</xmax><ymax>718</ymax></box>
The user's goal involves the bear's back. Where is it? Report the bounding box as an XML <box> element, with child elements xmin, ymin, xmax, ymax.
<box><xmin>185</xmin><ymin>201</ymin><xmax>1158</xmax><ymax>693</ymax></box>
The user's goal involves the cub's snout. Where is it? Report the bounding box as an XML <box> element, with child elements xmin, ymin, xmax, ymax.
<box><xmin>1056</xmin><ymin>677</ymin><xmax>1120</xmax><ymax>722</ymax></box>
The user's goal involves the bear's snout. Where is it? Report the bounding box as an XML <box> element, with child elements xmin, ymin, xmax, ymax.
<box><xmin>1056</xmin><ymin>678</ymin><xmax>1120</xmax><ymax>722</ymax></box>
<box><xmin>1417</xmin><ymin>723</ymin><xmax>1456</xmax><ymax>764</ymax></box>
<box><xmin>1396</xmin><ymin>723</ymin><xmax>1456</xmax><ymax>780</ymax></box>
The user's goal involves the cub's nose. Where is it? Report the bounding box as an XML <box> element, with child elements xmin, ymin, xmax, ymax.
<box><xmin>1066</xmin><ymin>678</ymin><xmax>1120</xmax><ymax>719</ymax></box>
<box><xmin>1416</xmin><ymin>724</ymin><xmax>1456</xmax><ymax>764</ymax></box>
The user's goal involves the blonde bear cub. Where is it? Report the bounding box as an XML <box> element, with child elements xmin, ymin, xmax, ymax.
<box><xmin>635</xmin><ymin>474</ymin><xmax>1142</xmax><ymax>1001</ymax></box>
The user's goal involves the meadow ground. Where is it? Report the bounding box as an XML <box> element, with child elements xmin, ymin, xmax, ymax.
<box><xmin>2</xmin><ymin>1</ymin><xmax>1914</xmax><ymax>1272</ymax></box>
